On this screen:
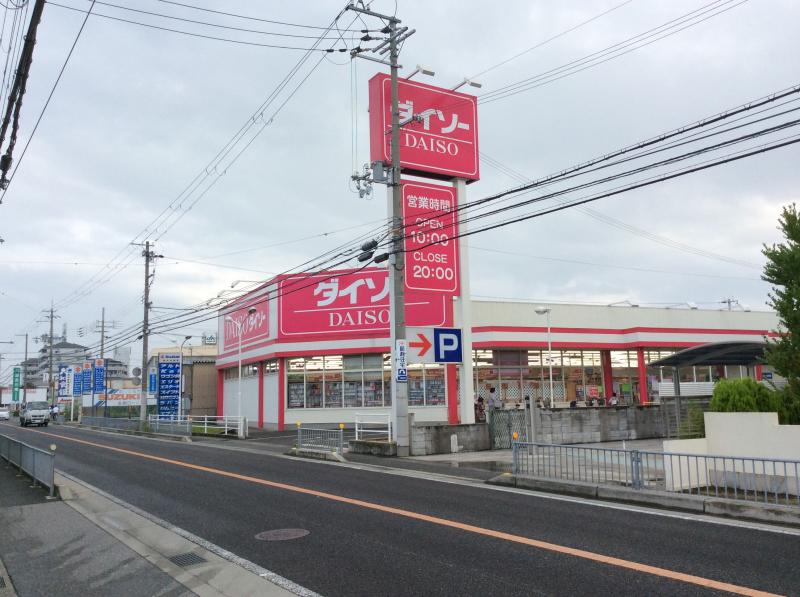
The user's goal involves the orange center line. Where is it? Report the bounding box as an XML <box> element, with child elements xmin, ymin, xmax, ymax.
<box><xmin>22</xmin><ymin>426</ymin><xmax>783</xmax><ymax>597</ymax></box>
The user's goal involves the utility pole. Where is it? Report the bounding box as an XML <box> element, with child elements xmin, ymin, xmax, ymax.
<box><xmin>347</xmin><ymin>3</ymin><xmax>414</xmax><ymax>455</ymax></box>
<box><xmin>42</xmin><ymin>302</ymin><xmax>59</xmax><ymax>405</ymax></box>
<box><xmin>140</xmin><ymin>241</ymin><xmax>151</xmax><ymax>422</ymax></box>
<box><xmin>15</xmin><ymin>333</ymin><xmax>27</xmax><ymax>404</ymax></box>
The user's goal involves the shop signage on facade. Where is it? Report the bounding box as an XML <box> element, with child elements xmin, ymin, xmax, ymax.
<box><xmin>223</xmin><ymin>300</ymin><xmax>269</xmax><ymax>346</ymax></box>
<box><xmin>278</xmin><ymin>269</ymin><xmax>450</xmax><ymax>338</ymax></box>
<box><xmin>402</xmin><ymin>181</ymin><xmax>459</xmax><ymax>293</ymax></box>
<box><xmin>368</xmin><ymin>73</ymin><xmax>479</xmax><ymax>181</ymax></box>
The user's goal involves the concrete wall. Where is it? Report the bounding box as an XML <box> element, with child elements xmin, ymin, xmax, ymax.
<box><xmin>285</xmin><ymin>406</ymin><xmax>447</xmax><ymax>427</ymax></box>
<box><xmin>410</xmin><ymin>421</ymin><xmax>491</xmax><ymax>456</ymax></box>
<box><xmin>532</xmin><ymin>405</ymin><xmax>664</xmax><ymax>445</ymax></box>
<box><xmin>665</xmin><ymin>412</ymin><xmax>800</xmax><ymax>459</ymax></box>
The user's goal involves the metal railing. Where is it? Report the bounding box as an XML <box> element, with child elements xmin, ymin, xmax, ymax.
<box><xmin>148</xmin><ymin>415</ymin><xmax>246</xmax><ymax>439</ymax></box>
<box><xmin>296</xmin><ymin>426</ymin><xmax>345</xmax><ymax>455</ymax></box>
<box><xmin>355</xmin><ymin>412</ymin><xmax>392</xmax><ymax>441</ymax></box>
<box><xmin>82</xmin><ymin>415</ymin><xmax>191</xmax><ymax>437</ymax></box>
<box><xmin>0</xmin><ymin>433</ymin><xmax>56</xmax><ymax>497</ymax></box>
<box><xmin>512</xmin><ymin>441</ymin><xmax>800</xmax><ymax>506</ymax></box>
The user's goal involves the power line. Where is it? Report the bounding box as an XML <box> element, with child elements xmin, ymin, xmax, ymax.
<box><xmin>154</xmin><ymin>0</ymin><xmax>365</xmax><ymax>32</ymax></box>
<box><xmin>47</xmin><ymin>2</ymin><xmax>352</xmax><ymax>52</ymax></box>
<box><xmin>479</xmin><ymin>0</ymin><xmax>748</xmax><ymax>105</ymax></box>
<box><xmin>470</xmin><ymin>0</ymin><xmax>635</xmax><ymax>79</ymax></box>
<box><xmin>78</xmin><ymin>0</ymin><xmax>358</xmax><ymax>40</ymax></box>
<box><xmin>0</xmin><ymin>0</ymin><xmax>94</xmax><ymax>198</ymax></box>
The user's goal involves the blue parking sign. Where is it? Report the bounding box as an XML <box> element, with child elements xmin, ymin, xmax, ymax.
<box><xmin>433</xmin><ymin>328</ymin><xmax>462</xmax><ymax>363</ymax></box>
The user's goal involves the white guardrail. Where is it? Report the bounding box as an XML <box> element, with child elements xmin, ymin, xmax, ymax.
<box><xmin>355</xmin><ymin>412</ymin><xmax>392</xmax><ymax>442</ymax></box>
<box><xmin>0</xmin><ymin>433</ymin><xmax>56</xmax><ymax>498</ymax></box>
<box><xmin>148</xmin><ymin>415</ymin><xmax>247</xmax><ymax>439</ymax></box>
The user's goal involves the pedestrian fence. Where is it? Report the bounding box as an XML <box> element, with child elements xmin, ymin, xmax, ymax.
<box><xmin>355</xmin><ymin>412</ymin><xmax>392</xmax><ymax>441</ymax></box>
<box><xmin>82</xmin><ymin>415</ymin><xmax>191</xmax><ymax>437</ymax></box>
<box><xmin>148</xmin><ymin>415</ymin><xmax>246</xmax><ymax>438</ymax></box>
<box><xmin>296</xmin><ymin>425</ymin><xmax>345</xmax><ymax>455</ymax></box>
<box><xmin>511</xmin><ymin>441</ymin><xmax>800</xmax><ymax>506</ymax></box>
<box><xmin>0</xmin><ymin>433</ymin><xmax>56</xmax><ymax>497</ymax></box>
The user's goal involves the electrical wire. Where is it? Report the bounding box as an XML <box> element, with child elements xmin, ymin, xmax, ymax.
<box><xmin>0</xmin><ymin>0</ymin><xmax>95</xmax><ymax>202</ymax></box>
<box><xmin>47</xmin><ymin>2</ymin><xmax>351</xmax><ymax>51</ymax></box>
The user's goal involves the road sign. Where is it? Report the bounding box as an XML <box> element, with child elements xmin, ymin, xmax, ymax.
<box><xmin>407</xmin><ymin>327</ymin><xmax>463</xmax><ymax>364</ymax></box>
<box><xmin>402</xmin><ymin>181</ymin><xmax>459</xmax><ymax>294</ymax></box>
<box><xmin>12</xmin><ymin>367</ymin><xmax>20</xmax><ymax>402</ymax></box>
<box><xmin>395</xmin><ymin>339</ymin><xmax>408</xmax><ymax>383</ymax></box>
<box><xmin>433</xmin><ymin>328</ymin><xmax>462</xmax><ymax>363</ymax></box>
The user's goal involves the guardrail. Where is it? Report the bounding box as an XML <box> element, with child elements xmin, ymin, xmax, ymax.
<box><xmin>148</xmin><ymin>415</ymin><xmax>246</xmax><ymax>439</ymax></box>
<box><xmin>82</xmin><ymin>416</ymin><xmax>191</xmax><ymax>437</ymax></box>
<box><xmin>0</xmin><ymin>433</ymin><xmax>56</xmax><ymax>497</ymax></box>
<box><xmin>355</xmin><ymin>412</ymin><xmax>392</xmax><ymax>441</ymax></box>
<box><xmin>296</xmin><ymin>425</ymin><xmax>344</xmax><ymax>455</ymax></box>
<box><xmin>511</xmin><ymin>441</ymin><xmax>800</xmax><ymax>506</ymax></box>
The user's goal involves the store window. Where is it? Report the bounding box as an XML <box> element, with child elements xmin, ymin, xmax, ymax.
<box><xmin>285</xmin><ymin>353</ymin><xmax>426</xmax><ymax>409</ymax></box>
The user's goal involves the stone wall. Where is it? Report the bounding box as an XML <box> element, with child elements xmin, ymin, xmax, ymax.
<box><xmin>532</xmin><ymin>405</ymin><xmax>664</xmax><ymax>445</ymax></box>
<box><xmin>410</xmin><ymin>418</ymin><xmax>491</xmax><ymax>456</ymax></box>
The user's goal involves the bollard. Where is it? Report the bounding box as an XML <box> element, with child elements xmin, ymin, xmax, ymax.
<box><xmin>296</xmin><ymin>421</ymin><xmax>302</xmax><ymax>450</ymax></box>
<box><xmin>338</xmin><ymin>423</ymin><xmax>344</xmax><ymax>454</ymax></box>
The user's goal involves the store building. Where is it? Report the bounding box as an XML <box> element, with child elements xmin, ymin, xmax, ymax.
<box><xmin>216</xmin><ymin>268</ymin><xmax>778</xmax><ymax>431</ymax></box>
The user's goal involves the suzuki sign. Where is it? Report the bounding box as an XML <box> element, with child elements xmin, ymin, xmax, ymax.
<box><xmin>369</xmin><ymin>73</ymin><xmax>479</xmax><ymax>181</ymax></box>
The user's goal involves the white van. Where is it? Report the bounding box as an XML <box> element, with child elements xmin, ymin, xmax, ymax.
<box><xmin>20</xmin><ymin>401</ymin><xmax>50</xmax><ymax>427</ymax></box>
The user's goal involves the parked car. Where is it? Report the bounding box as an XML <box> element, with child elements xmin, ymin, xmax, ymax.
<box><xmin>0</xmin><ymin>407</ymin><xmax>9</xmax><ymax>421</ymax></box>
<box><xmin>19</xmin><ymin>401</ymin><xmax>49</xmax><ymax>427</ymax></box>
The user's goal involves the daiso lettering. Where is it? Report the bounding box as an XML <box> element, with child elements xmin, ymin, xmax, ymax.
<box><xmin>329</xmin><ymin>308</ymin><xmax>390</xmax><ymax>327</ymax></box>
<box><xmin>403</xmin><ymin>132</ymin><xmax>459</xmax><ymax>156</ymax></box>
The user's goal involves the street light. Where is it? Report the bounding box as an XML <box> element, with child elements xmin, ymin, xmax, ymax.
<box><xmin>224</xmin><ymin>307</ymin><xmax>256</xmax><ymax>438</ymax></box>
<box><xmin>179</xmin><ymin>335</ymin><xmax>192</xmax><ymax>416</ymax></box>
<box><xmin>534</xmin><ymin>306</ymin><xmax>554</xmax><ymax>408</ymax></box>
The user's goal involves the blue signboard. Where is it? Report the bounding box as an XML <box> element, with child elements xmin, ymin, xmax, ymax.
<box><xmin>433</xmin><ymin>327</ymin><xmax>463</xmax><ymax>363</ymax></box>
<box><xmin>149</xmin><ymin>372</ymin><xmax>157</xmax><ymax>393</ymax></box>
<box><xmin>82</xmin><ymin>364</ymin><xmax>93</xmax><ymax>395</ymax></box>
<box><xmin>57</xmin><ymin>364</ymin><xmax>69</xmax><ymax>398</ymax></box>
<box><xmin>73</xmin><ymin>366</ymin><xmax>82</xmax><ymax>397</ymax></box>
<box><xmin>157</xmin><ymin>354</ymin><xmax>181</xmax><ymax>417</ymax></box>
<box><xmin>93</xmin><ymin>360</ymin><xmax>106</xmax><ymax>394</ymax></box>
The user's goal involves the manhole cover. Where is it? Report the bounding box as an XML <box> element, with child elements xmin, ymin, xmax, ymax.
<box><xmin>255</xmin><ymin>528</ymin><xmax>309</xmax><ymax>541</ymax></box>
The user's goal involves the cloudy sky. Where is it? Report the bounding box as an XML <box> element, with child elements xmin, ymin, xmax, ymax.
<box><xmin>0</xmin><ymin>0</ymin><xmax>797</xmax><ymax>374</ymax></box>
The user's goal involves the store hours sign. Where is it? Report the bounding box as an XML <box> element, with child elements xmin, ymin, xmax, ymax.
<box><xmin>402</xmin><ymin>181</ymin><xmax>459</xmax><ymax>294</ymax></box>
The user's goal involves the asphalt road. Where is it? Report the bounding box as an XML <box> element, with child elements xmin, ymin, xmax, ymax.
<box><xmin>1</xmin><ymin>421</ymin><xmax>797</xmax><ymax>597</ymax></box>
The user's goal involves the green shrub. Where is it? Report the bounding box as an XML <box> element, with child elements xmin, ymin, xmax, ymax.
<box><xmin>710</xmin><ymin>378</ymin><xmax>782</xmax><ymax>416</ymax></box>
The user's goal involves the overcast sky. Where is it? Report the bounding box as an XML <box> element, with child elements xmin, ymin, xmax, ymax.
<box><xmin>0</xmin><ymin>0</ymin><xmax>797</xmax><ymax>374</ymax></box>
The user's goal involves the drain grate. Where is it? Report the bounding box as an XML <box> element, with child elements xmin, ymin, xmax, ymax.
<box><xmin>255</xmin><ymin>528</ymin><xmax>310</xmax><ymax>541</ymax></box>
<box><xmin>167</xmin><ymin>552</ymin><xmax>207</xmax><ymax>568</ymax></box>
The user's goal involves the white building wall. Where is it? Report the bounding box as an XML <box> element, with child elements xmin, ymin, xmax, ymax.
<box><xmin>263</xmin><ymin>372</ymin><xmax>279</xmax><ymax>427</ymax></box>
<box><xmin>222</xmin><ymin>377</ymin><xmax>259</xmax><ymax>425</ymax></box>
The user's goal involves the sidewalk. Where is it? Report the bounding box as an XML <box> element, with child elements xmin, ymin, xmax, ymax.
<box><xmin>0</xmin><ymin>462</ymin><xmax>303</xmax><ymax>597</ymax></box>
<box><xmin>0</xmin><ymin>463</ymin><xmax>189</xmax><ymax>597</ymax></box>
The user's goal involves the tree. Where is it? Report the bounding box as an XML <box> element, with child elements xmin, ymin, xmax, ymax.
<box><xmin>762</xmin><ymin>203</ymin><xmax>800</xmax><ymax>424</ymax></box>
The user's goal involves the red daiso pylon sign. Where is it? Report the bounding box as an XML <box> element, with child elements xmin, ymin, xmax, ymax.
<box><xmin>368</xmin><ymin>73</ymin><xmax>479</xmax><ymax>181</ymax></box>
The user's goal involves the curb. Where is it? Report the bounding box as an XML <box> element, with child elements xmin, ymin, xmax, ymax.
<box><xmin>487</xmin><ymin>474</ymin><xmax>800</xmax><ymax>526</ymax></box>
<box><xmin>285</xmin><ymin>448</ymin><xmax>347</xmax><ymax>463</ymax></box>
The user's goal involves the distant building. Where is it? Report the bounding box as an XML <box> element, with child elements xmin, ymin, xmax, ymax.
<box><xmin>147</xmin><ymin>344</ymin><xmax>217</xmax><ymax>416</ymax></box>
